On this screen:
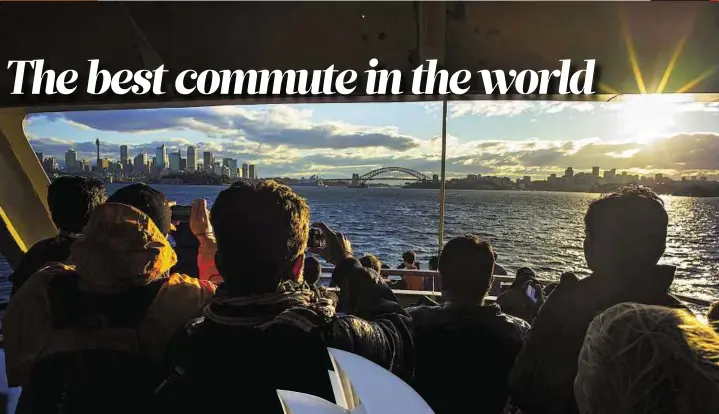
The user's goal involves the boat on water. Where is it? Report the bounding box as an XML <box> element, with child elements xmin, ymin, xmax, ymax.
<box><xmin>1</xmin><ymin>2</ymin><xmax>718</xmax><ymax>412</ymax></box>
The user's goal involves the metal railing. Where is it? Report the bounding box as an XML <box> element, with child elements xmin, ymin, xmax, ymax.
<box><xmin>320</xmin><ymin>267</ymin><xmax>712</xmax><ymax>307</ymax></box>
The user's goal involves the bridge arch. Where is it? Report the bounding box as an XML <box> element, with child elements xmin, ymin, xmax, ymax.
<box><xmin>359</xmin><ymin>167</ymin><xmax>430</xmax><ymax>182</ymax></box>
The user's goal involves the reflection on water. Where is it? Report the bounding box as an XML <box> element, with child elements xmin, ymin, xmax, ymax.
<box><xmin>1</xmin><ymin>185</ymin><xmax>717</xmax><ymax>302</ymax></box>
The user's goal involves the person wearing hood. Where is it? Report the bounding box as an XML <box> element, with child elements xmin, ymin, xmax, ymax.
<box><xmin>407</xmin><ymin>235</ymin><xmax>530</xmax><ymax>414</ymax></box>
<box><xmin>107</xmin><ymin>183</ymin><xmax>222</xmax><ymax>284</ymax></box>
<box><xmin>3</xmin><ymin>185</ymin><xmax>217</xmax><ymax>395</ymax></box>
<box><xmin>154</xmin><ymin>181</ymin><xmax>413</xmax><ymax>414</ymax></box>
<box><xmin>509</xmin><ymin>186</ymin><xmax>690</xmax><ymax>414</ymax></box>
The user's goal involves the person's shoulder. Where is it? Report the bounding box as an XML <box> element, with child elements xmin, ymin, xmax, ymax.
<box><xmin>406</xmin><ymin>304</ymin><xmax>444</xmax><ymax>319</ymax></box>
<box><xmin>495</xmin><ymin>310</ymin><xmax>531</xmax><ymax>336</ymax></box>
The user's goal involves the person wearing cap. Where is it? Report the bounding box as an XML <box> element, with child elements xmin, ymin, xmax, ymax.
<box><xmin>4</xmin><ymin>183</ymin><xmax>217</xmax><ymax>389</ymax></box>
<box><xmin>406</xmin><ymin>235</ymin><xmax>529</xmax><ymax>414</ymax></box>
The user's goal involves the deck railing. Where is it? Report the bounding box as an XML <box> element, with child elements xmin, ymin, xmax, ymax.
<box><xmin>320</xmin><ymin>267</ymin><xmax>711</xmax><ymax>307</ymax></box>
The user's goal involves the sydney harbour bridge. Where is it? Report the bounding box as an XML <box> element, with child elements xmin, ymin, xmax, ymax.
<box><xmin>320</xmin><ymin>166</ymin><xmax>436</xmax><ymax>187</ymax></box>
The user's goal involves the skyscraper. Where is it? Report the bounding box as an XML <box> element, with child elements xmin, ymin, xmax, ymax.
<box><xmin>223</xmin><ymin>158</ymin><xmax>238</xmax><ymax>178</ymax></box>
<box><xmin>65</xmin><ymin>149</ymin><xmax>77</xmax><ymax>172</ymax></box>
<box><xmin>564</xmin><ymin>167</ymin><xmax>574</xmax><ymax>178</ymax></box>
<box><xmin>241</xmin><ymin>163</ymin><xmax>249</xmax><ymax>178</ymax></box>
<box><xmin>133</xmin><ymin>152</ymin><xmax>148</xmax><ymax>174</ymax></box>
<box><xmin>203</xmin><ymin>152</ymin><xmax>213</xmax><ymax>172</ymax></box>
<box><xmin>156</xmin><ymin>144</ymin><xmax>168</xmax><ymax>170</ymax></box>
<box><xmin>591</xmin><ymin>166</ymin><xmax>600</xmax><ymax>177</ymax></box>
<box><xmin>169</xmin><ymin>152</ymin><xmax>181</xmax><ymax>172</ymax></box>
<box><xmin>120</xmin><ymin>145</ymin><xmax>129</xmax><ymax>166</ymax></box>
<box><xmin>249</xmin><ymin>164</ymin><xmax>256</xmax><ymax>179</ymax></box>
<box><xmin>187</xmin><ymin>145</ymin><xmax>197</xmax><ymax>171</ymax></box>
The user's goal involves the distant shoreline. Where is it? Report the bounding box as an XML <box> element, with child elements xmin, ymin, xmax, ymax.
<box><xmin>116</xmin><ymin>181</ymin><xmax>719</xmax><ymax>198</ymax></box>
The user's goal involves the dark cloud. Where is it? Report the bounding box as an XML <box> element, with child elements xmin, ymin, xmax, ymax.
<box><xmin>41</xmin><ymin>107</ymin><xmax>418</xmax><ymax>151</ymax></box>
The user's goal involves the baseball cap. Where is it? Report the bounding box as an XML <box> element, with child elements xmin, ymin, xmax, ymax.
<box><xmin>107</xmin><ymin>183</ymin><xmax>173</xmax><ymax>235</ymax></box>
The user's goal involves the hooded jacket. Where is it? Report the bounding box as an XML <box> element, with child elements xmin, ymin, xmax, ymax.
<box><xmin>4</xmin><ymin>203</ymin><xmax>216</xmax><ymax>387</ymax></box>
<box><xmin>509</xmin><ymin>265</ymin><xmax>689</xmax><ymax>414</ymax></box>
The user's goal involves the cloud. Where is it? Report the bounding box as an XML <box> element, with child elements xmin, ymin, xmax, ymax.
<box><xmin>448</xmin><ymin>101</ymin><xmax>596</xmax><ymax>118</ymax></box>
<box><xmin>446</xmin><ymin>100</ymin><xmax>719</xmax><ymax>119</ymax></box>
<box><xmin>39</xmin><ymin>106</ymin><xmax>418</xmax><ymax>152</ymax></box>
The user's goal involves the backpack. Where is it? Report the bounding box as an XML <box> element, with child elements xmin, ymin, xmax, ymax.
<box><xmin>16</xmin><ymin>273</ymin><xmax>167</xmax><ymax>414</ymax></box>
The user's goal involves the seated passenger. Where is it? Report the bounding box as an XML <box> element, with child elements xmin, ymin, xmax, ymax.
<box><xmin>108</xmin><ymin>183</ymin><xmax>221</xmax><ymax>283</ymax></box>
<box><xmin>4</xmin><ymin>201</ymin><xmax>216</xmax><ymax>413</ymax></box>
<box><xmin>10</xmin><ymin>176</ymin><xmax>106</xmax><ymax>295</ymax></box>
<box><xmin>398</xmin><ymin>250</ymin><xmax>419</xmax><ymax>269</ymax></box>
<box><xmin>155</xmin><ymin>181</ymin><xmax>412</xmax><ymax>413</ymax></box>
<box><xmin>398</xmin><ymin>250</ymin><xmax>423</xmax><ymax>290</ymax></box>
<box><xmin>575</xmin><ymin>303</ymin><xmax>719</xmax><ymax>414</ymax></box>
<box><xmin>359</xmin><ymin>254</ymin><xmax>382</xmax><ymax>273</ymax></box>
<box><xmin>407</xmin><ymin>235</ymin><xmax>530</xmax><ymax>414</ymax></box>
<box><xmin>510</xmin><ymin>186</ymin><xmax>690</xmax><ymax>414</ymax></box>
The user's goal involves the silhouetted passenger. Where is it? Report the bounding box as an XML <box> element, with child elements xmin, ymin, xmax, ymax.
<box><xmin>510</xmin><ymin>186</ymin><xmax>690</xmax><ymax>414</ymax></box>
<box><xmin>428</xmin><ymin>256</ymin><xmax>439</xmax><ymax>271</ymax></box>
<box><xmin>493</xmin><ymin>251</ymin><xmax>508</xmax><ymax>276</ymax></box>
<box><xmin>5</xmin><ymin>202</ymin><xmax>216</xmax><ymax>412</ymax></box>
<box><xmin>497</xmin><ymin>267</ymin><xmax>544</xmax><ymax>324</ymax></box>
<box><xmin>304</xmin><ymin>256</ymin><xmax>322</xmax><ymax>286</ymax></box>
<box><xmin>170</xmin><ymin>222</ymin><xmax>200</xmax><ymax>277</ymax></box>
<box><xmin>359</xmin><ymin>254</ymin><xmax>382</xmax><ymax>273</ymax></box>
<box><xmin>155</xmin><ymin>181</ymin><xmax>412</xmax><ymax>413</ymax></box>
<box><xmin>9</xmin><ymin>176</ymin><xmax>106</xmax><ymax>295</ymax></box>
<box><xmin>576</xmin><ymin>303</ymin><xmax>719</xmax><ymax>414</ymax></box>
<box><xmin>108</xmin><ymin>184</ymin><xmax>220</xmax><ymax>283</ymax></box>
<box><xmin>544</xmin><ymin>282</ymin><xmax>559</xmax><ymax>297</ymax></box>
<box><xmin>423</xmin><ymin>255</ymin><xmax>441</xmax><ymax>291</ymax></box>
<box><xmin>408</xmin><ymin>235</ymin><xmax>529</xmax><ymax>414</ymax></box>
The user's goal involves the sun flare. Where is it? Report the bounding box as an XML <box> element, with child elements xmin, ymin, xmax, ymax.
<box><xmin>617</xmin><ymin>94</ymin><xmax>691</xmax><ymax>144</ymax></box>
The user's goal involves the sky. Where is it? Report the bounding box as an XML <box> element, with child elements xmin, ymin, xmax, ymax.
<box><xmin>23</xmin><ymin>96</ymin><xmax>719</xmax><ymax>180</ymax></box>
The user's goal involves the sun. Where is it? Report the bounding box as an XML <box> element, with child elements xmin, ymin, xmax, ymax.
<box><xmin>616</xmin><ymin>94</ymin><xmax>691</xmax><ymax>144</ymax></box>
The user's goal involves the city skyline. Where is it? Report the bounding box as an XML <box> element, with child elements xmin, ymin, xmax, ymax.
<box><xmin>22</xmin><ymin>98</ymin><xmax>719</xmax><ymax>180</ymax></box>
<box><xmin>49</xmin><ymin>141</ymin><xmax>258</xmax><ymax>180</ymax></box>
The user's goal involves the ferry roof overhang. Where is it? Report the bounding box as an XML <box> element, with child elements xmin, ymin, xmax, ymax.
<box><xmin>0</xmin><ymin>1</ymin><xmax>718</xmax><ymax>112</ymax></box>
<box><xmin>1</xmin><ymin>1</ymin><xmax>719</xmax><ymax>268</ymax></box>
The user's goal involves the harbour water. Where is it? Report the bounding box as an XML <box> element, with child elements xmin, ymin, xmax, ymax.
<box><xmin>1</xmin><ymin>185</ymin><xmax>718</xmax><ymax>303</ymax></box>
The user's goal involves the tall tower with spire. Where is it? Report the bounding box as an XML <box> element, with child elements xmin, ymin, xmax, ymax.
<box><xmin>95</xmin><ymin>138</ymin><xmax>100</xmax><ymax>167</ymax></box>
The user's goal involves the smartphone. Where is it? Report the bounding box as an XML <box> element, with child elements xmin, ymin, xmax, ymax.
<box><xmin>308</xmin><ymin>227</ymin><xmax>326</xmax><ymax>249</ymax></box>
<box><xmin>526</xmin><ymin>285</ymin><xmax>538</xmax><ymax>303</ymax></box>
<box><xmin>171</xmin><ymin>205</ymin><xmax>192</xmax><ymax>222</ymax></box>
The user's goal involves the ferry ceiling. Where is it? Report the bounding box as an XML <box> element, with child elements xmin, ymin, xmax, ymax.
<box><xmin>0</xmin><ymin>1</ymin><xmax>718</xmax><ymax>267</ymax></box>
